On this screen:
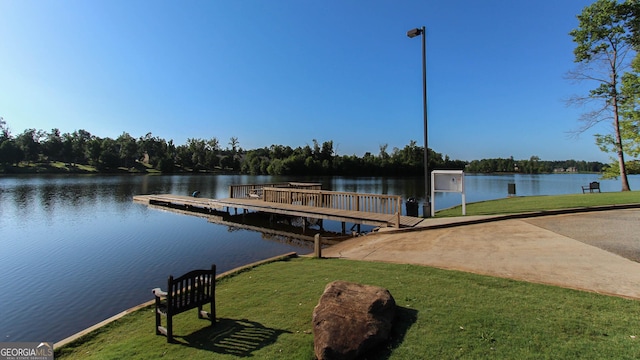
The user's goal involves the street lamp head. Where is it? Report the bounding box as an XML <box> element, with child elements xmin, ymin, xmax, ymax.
<box><xmin>406</xmin><ymin>27</ymin><xmax>423</xmax><ymax>38</ymax></box>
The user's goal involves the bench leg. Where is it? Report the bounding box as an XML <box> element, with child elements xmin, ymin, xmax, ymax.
<box><xmin>167</xmin><ymin>315</ymin><xmax>173</xmax><ymax>343</ymax></box>
<box><xmin>155</xmin><ymin>311</ymin><xmax>161</xmax><ymax>335</ymax></box>
<box><xmin>155</xmin><ymin>298</ymin><xmax>163</xmax><ymax>336</ymax></box>
<box><xmin>211</xmin><ymin>298</ymin><xmax>216</xmax><ymax>326</ymax></box>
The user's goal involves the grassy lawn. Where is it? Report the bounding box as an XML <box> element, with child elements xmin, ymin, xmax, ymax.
<box><xmin>55</xmin><ymin>257</ymin><xmax>640</xmax><ymax>359</ymax></box>
<box><xmin>1</xmin><ymin>161</ymin><xmax>100</xmax><ymax>174</ymax></box>
<box><xmin>436</xmin><ymin>191</ymin><xmax>640</xmax><ymax>217</ymax></box>
<box><xmin>1</xmin><ymin>161</ymin><xmax>163</xmax><ymax>174</ymax></box>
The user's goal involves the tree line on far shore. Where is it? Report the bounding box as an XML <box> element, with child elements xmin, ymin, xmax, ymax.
<box><xmin>0</xmin><ymin>121</ymin><xmax>606</xmax><ymax>176</ymax></box>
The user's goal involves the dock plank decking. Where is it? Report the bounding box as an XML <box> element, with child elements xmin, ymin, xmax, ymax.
<box><xmin>133</xmin><ymin>194</ymin><xmax>424</xmax><ymax>229</ymax></box>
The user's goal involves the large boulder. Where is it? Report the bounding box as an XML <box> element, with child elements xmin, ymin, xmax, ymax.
<box><xmin>312</xmin><ymin>280</ymin><xmax>396</xmax><ymax>360</ymax></box>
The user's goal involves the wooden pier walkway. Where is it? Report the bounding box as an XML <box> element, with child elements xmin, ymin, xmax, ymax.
<box><xmin>133</xmin><ymin>185</ymin><xmax>424</xmax><ymax>229</ymax></box>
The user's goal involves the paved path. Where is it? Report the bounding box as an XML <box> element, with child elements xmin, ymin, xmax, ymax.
<box><xmin>322</xmin><ymin>208</ymin><xmax>640</xmax><ymax>299</ymax></box>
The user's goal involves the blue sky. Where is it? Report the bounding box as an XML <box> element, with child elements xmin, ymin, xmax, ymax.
<box><xmin>0</xmin><ymin>0</ymin><xmax>611</xmax><ymax>162</ymax></box>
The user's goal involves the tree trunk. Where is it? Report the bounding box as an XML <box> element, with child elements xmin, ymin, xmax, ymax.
<box><xmin>612</xmin><ymin>95</ymin><xmax>631</xmax><ymax>191</ymax></box>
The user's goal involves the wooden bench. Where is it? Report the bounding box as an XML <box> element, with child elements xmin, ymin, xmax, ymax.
<box><xmin>582</xmin><ymin>181</ymin><xmax>601</xmax><ymax>194</ymax></box>
<box><xmin>153</xmin><ymin>264</ymin><xmax>216</xmax><ymax>342</ymax></box>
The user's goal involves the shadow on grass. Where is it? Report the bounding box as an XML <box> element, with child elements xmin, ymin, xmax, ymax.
<box><xmin>367</xmin><ymin>306</ymin><xmax>419</xmax><ymax>359</ymax></box>
<box><xmin>175</xmin><ymin>318</ymin><xmax>291</xmax><ymax>356</ymax></box>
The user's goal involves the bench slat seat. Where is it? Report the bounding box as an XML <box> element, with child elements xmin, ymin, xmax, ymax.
<box><xmin>153</xmin><ymin>264</ymin><xmax>216</xmax><ymax>342</ymax></box>
<box><xmin>582</xmin><ymin>181</ymin><xmax>601</xmax><ymax>194</ymax></box>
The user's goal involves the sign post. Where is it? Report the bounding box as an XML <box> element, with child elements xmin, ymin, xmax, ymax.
<box><xmin>431</xmin><ymin>170</ymin><xmax>465</xmax><ymax>216</ymax></box>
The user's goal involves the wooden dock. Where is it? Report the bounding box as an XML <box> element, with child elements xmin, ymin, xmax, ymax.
<box><xmin>133</xmin><ymin>184</ymin><xmax>424</xmax><ymax>230</ymax></box>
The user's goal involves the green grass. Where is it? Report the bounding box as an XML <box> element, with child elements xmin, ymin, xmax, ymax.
<box><xmin>1</xmin><ymin>161</ymin><xmax>99</xmax><ymax>174</ymax></box>
<box><xmin>435</xmin><ymin>191</ymin><xmax>640</xmax><ymax>217</ymax></box>
<box><xmin>1</xmin><ymin>161</ymin><xmax>222</xmax><ymax>174</ymax></box>
<box><xmin>55</xmin><ymin>257</ymin><xmax>640</xmax><ymax>360</ymax></box>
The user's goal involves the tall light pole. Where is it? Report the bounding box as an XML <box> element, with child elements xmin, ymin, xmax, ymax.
<box><xmin>407</xmin><ymin>26</ymin><xmax>430</xmax><ymax>217</ymax></box>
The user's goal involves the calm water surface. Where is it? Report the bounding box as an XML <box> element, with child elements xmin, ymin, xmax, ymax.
<box><xmin>1</xmin><ymin>173</ymin><xmax>638</xmax><ymax>343</ymax></box>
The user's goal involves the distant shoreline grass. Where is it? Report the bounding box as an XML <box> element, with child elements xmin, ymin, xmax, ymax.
<box><xmin>0</xmin><ymin>161</ymin><xmax>237</xmax><ymax>175</ymax></box>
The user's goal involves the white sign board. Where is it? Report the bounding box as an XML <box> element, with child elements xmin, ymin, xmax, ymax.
<box><xmin>431</xmin><ymin>170</ymin><xmax>466</xmax><ymax>216</ymax></box>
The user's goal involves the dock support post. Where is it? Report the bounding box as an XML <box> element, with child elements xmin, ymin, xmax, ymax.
<box><xmin>314</xmin><ymin>234</ymin><xmax>322</xmax><ymax>258</ymax></box>
<box><xmin>341</xmin><ymin>222</ymin><xmax>346</xmax><ymax>234</ymax></box>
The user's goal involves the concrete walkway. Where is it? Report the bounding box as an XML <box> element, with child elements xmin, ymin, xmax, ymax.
<box><xmin>322</xmin><ymin>208</ymin><xmax>640</xmax><ymax>300</ymax></box>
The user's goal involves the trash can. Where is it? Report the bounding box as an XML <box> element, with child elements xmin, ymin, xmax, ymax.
<box><xmin>405</xmin><ymin>197</ymin><xmax>419</xmax><ymax>217</ymax></box>
<box><xmin>508</xmin><ymin>183</ymin><xmax>516</xmax><ymax>196</ymax></box>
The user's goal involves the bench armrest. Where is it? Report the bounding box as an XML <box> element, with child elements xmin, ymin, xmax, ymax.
<box><xmin>152</xmin><ymin>287</ymin><xmax>168</xmax><ymax>297</ymax></box>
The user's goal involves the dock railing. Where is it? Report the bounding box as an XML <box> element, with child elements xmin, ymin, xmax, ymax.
<box><xmin>262</xmin><ymin>187</ymin><xmax>402</xmax><ymax>215</ymax></box>
<box><xmin>229</xmin><ymin>182</ymin><xmax>322</xmax><ymax>199</ymax></box>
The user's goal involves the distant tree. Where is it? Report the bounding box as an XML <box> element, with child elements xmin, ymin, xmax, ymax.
<box><xmin>117</xmin><ymin>132</ymin><xmax>138</xmax><ymax>167</ymax></box>
<box><xmin>225</xmin><ymin>136</ymin><xmax>241</xmax><ymax>170</ymax></box>
<box><xmin>186</xmin><ymin>138</ymin><xmax>207</xmax><ymax>171</ymax></box>
<box><xmin>378</xmin><ymin>144</ymin><xmax>390</xmax><ymax>168</ymax></box>
<box><xmin>568</xmin><ymin>0</ymin><xmax>638</xmax><ymax>191</ymax></box>
<box><xmin>228</xmin><ymin>137</ymin><xmax>239</xmax><ymax>153</ymax></box>
<box><xmin>98</xmin><ymin>138</ymin><xmax>120</xmax><ymax>169</ymax></box>
<box><xmin>15</xmin><ymin>129</ymin><xmax>42</xmax><ymax>163</ymax></box>
<box><xmin>86</xmin><ymin>137</ymin><xmax>103</xmax><ymax>166</ymax></box>
<box><xmin>311</xmin><ymin>139</ymin><xmax>321</xmax><ymax>160</ymax></box>
<box><xmin>138</xmin><ymin>132</ymin><xmax>169</xmax><ymax>166</ymax></box>
<box><xmin>320</xmin><ymin>140</ymin><xmax>333</xmax><ymax>161</ymax></box>
<box><xmin>0</xmin><ymin>140</ymin><xmax>22</xmax><ymax>165</ymax></box>
<box><xmin>268</xmin><ymin>144</ymin><xmax>292</xmax><ymax>159</ymax></box>
<box><xmin>174</xmin><ymin>144</ymin><xmax>193</xmax><ymax>169</ymax></box>
<box><xmin>391</xmin><ymin>140</ymin><xmax>423</xmax><ymax>175</ymax></box>
<box><xmin>67</xmin><ymin>129</ymin><xmax>93</xmax><ymax>164</ymax></box>
<box><xmin>266</xmin><ymin>158</ymin><xmax>286</xmax><ymax>175</ymax></box>
<box><xmin>0</xmin><ymin>117</ymin><xmax>10</xmax><ymax>142</ymax></box>
<box><xmin>42</xmin><ymin>128</ymin><xmax>63</xmax><ymax>162</ymax></box>
<box><xmin>241</xmin><ymin>148</ymin><xmax>270</xmax><ymax>175</ymax></box>
<box><xmin>207</xmin><ymin>137</ymin><xmax>220</xmax><ymax>152</ymax></box>
<box><xmin>203</xmin><ymin>137</ymin><xmax>220</xmax><ymax>169</ymax></box>
<box><xmin>157</xmin><ymin>139</ymin><xmax>175</xmax><ymax>173</ymax></box>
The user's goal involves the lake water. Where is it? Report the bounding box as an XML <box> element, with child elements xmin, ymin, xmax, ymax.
<box><xmin>1</xmin><ymin>173</ymin><xmax>638</xmax><ymax>343</ymax></box>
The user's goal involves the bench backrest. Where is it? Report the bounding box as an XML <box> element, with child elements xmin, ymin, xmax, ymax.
<box><xmin>590</xmin><ymin>182</ymin><xmax>600</xmax><ymax>189</ymax></box>
<box><xmin>167</xmin><ymin>265</ymin><xmax>216</xmax><ymax>314</ymax></box>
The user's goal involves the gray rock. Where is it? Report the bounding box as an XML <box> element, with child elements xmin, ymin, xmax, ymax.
<box><xmin>312</xmin><ymin>280</ymin><xmax>396</xmax><ymax>360</ymax></box>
